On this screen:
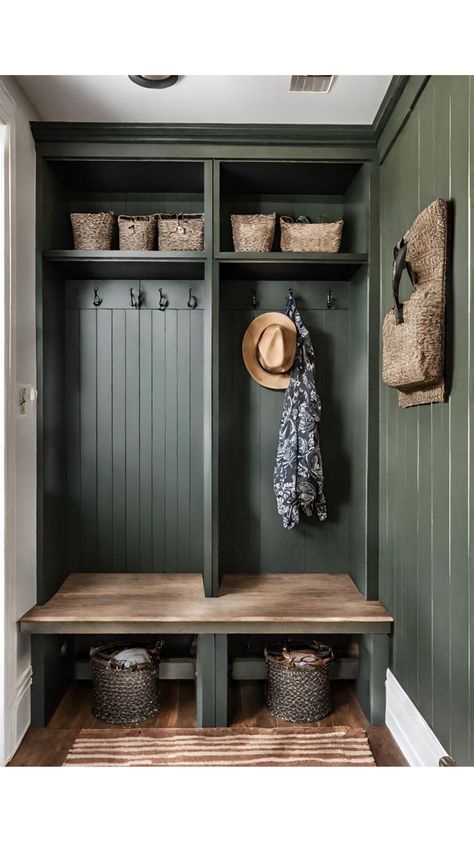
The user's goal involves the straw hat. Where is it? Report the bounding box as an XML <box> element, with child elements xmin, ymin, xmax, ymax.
<box><xmin>242</xmin><ymin>312</ymin><xmax>297</xmax><ymax>390</ymax></box>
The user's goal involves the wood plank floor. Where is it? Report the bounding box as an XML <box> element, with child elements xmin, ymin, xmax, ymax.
<box><xmin>19</xmin><ymin>572</ymin><xmax>393</xmax><ymax>635</ymax></box>
<box><xmin>9</xmin><ymin>680</ymin><xmax>407</xmax><ymax>767</ymax></box>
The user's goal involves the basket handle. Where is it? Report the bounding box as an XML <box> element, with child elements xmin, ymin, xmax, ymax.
<box><xmin>392</xmin><ymin>234</ymin><xmax>415</xmax><ymax>325</ymax></box>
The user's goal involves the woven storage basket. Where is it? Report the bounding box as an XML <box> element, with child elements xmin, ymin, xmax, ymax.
<box><xmin>157</xmin><ymin>214</ymin><xmax>204</xmax><ymax>251</ymax></box>
<box><xmin>70</xmin><ymin>212</ymin><xmax>115</xmax><ymax>250</ymax></box>
<box><xmin>264</xmin><ymin>639</ymin><xmax>333</xmax><ymax>723</ymax></box>
<box><xmin>118</xmin><ymin>215</ymin><xmax>157</xmax><ymax>250</ymax></box>
<box><xmin>280</xmin><ymin>217</ymin><xmax>343</xmax><ymax>253</ymax></box>
<box><xmin>231</xmin><ymin>212</ymin><xmax>276</xmax><ymax>252</ymax></box>
<box><xmin>90</xmin><ymin>640</ymin><xmax>163</xmax><ymax>724</ymax></box>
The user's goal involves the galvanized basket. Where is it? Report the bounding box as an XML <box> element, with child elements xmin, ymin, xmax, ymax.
<box><xmin>264</xmin><ymin>639</ymin><xmax>333</xmax><ymax>723</ymax></box>
<box><xmin>231</xmin><ymin>212</ymin><xmax>276</xmax><ymax>252</ymax></box>
<box><xmin>70</xmin><ymin>211</ymin><xmax>115</xmax><ymax>250</ymax></box>
<box><xmin>118</xmin><ymin>214</ymin><xmax>157</xmax><ymax>250</ymax></box>
<box><xmin>158</xmin><ymin>213</ymin><xmax>204</xmax><ymax>251</ymax></box>
<box><xmin>90</xmin><ymin>640</ymin><xmax>163</xmax><ymax>724</ymax></box>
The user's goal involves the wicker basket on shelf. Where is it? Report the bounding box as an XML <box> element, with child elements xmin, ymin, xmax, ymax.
<box><xmin>231</xmin><ymin>212</ymin><xmax>276</xmax><ymax>252</ymax></box>
<box><xmin>90</xmin><ymin>640</ymin><xmax>163</xmax><ymax>724</ymax></box>
<box><xmin>264</xmin><ymin>639</ymin><xmax>333</xmax><ymax>723</ymax></box>
<box><xmin>157</xmin><ymin>213</ymin><xmax>204</xmax><ymax>251</ymax></box>
<box><xmin>280</xmin><ymin>216</ymin><xmax>343</xmax><ymax>253</ymax></box>
<box><xmin>118</xmin><ymin>215</ymin><xmax>157</xmax><ymax>250</ymax></box>
<box><xmin>70</xmin><ymin>211</ymin><xmax>115</xmax><ymax>250</ymax></box>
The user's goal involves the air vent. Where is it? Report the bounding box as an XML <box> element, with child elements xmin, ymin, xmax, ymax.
<box><xmin>289</xmin><ymin>76</ymin><xmax>335</xmax><ymax>93</ymax></box>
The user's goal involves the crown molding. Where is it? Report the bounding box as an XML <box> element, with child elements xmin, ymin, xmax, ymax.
<box><xmin>30</xmin><ymin>120</ymin><xmax>377</xmax><ymax>147</ymax></box>
<box><xmin>29</xmin><ymin>76</ymin><xmax>423</xmax><ymax>155</ymax></box>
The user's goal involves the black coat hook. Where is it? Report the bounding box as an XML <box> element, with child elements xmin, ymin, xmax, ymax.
<box><xmin>159</xmin><ymin>288</ymin><xmax>169</xmax><ymax>312</ymax></box>
<box><xmin>251</xmin><ymin>289</ymin><xmax>257</xmax><ymax>309</ymax></box>
<box><xmin>93</xmin><ymin>287</ymin><xmax>103</xmax><ymax>307</ymax></box>
<box><xmin>187</xmin><ymin>288</ymin><xmax>197</xmax><ymax>309</ymax></box>
<box><xmin>129</xmin><ymin>288</ymin><xmax>141</xmax><ymax>309</ymax></box>
<box><xmin>327</xmin><ymin>288</ymin><xmax>336</xmax><ymax>309</ymax></box>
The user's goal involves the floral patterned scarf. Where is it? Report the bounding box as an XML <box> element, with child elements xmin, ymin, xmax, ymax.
<box><xmin>273</xmin><ymin>292</ymin><xmax>327</xmax><ymax>529</ymax></box>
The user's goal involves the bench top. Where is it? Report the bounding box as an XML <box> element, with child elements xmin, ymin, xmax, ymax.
<box><xmin>19</xmin><ymin>572</ymin><xmax>393</xmax><ymax>635</ymax></box>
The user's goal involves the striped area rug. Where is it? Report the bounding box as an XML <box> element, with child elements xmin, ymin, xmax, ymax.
<box><xmin>63</xmin><ymin>726</ymin><xmax>375</xmax><ymax>766</ymax></box>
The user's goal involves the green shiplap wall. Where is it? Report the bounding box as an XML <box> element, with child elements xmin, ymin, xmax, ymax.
<box><xmin>64</xmin><ymin>290</ymin><xmax>204</xmax><ymax>574</ymax></box>
<box><xmin>219</xmin><ymin>279</ymin><xmax>368</xmax><ymax>580</ymax></box>
<box><xmin>379</xmin><ymin>76</ymin><xmax>473</xmax><ymax>764</ymax></box>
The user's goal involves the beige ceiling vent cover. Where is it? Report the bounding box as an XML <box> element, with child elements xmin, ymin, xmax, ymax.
<box><xmin>289</xmin><ymin>76</ymin><xmax>335</xmax><ymax>93</ymax></box>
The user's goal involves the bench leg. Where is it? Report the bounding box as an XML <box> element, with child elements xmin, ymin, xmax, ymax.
<box><xmin>195</xmin><ymin>634</ymin><xmax>229</xmax><ymax>727</ymax></box>
<box><xmin>355</xmin><ymin>634</ymin><xmax>389</xmax><ymax>725</ymax></box>
<box><xmin>215</xmin><ymin>634</ymin><xmax>229</xmax><ymax>727</ymax></box>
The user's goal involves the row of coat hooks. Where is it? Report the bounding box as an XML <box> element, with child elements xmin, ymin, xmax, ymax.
<box><xmin>91</xmin><ymin>286</ymin><xmax>198</xmax><ymax>310</ymax></box>
<box><xmin>250</xmin><ymin>287</ymin><xmax>337</xmax><ymax>310</ymax></box>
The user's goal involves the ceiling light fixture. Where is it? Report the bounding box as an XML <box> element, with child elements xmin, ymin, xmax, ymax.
<box><xmin>129</xmin><ymin>75</ymin><xmax>179</xmax><ymax>89</ymax></box>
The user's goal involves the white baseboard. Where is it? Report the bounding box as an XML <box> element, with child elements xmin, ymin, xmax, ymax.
<box><xmin>4</xmin><ymin>665</ymin><xmax>32</xmax><ymax>765</ymax></box>
<box><xmin>385</xmin><ymin>669</ymin><xmax>447</xmax><ymax>766</ymax></box>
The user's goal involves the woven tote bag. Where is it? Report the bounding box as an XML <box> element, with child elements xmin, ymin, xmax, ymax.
<box><xmin>382</xmin><ymin>198</ymin><xmax>448</xmax><ymax>400</ymax></box>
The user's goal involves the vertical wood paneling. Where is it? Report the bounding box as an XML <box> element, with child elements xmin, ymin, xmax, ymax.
<box><xmin>189</xmin><ymin>310</ymin><xmax>204</xmax><ymax>573</ymax></box>
<box><xmin>139</xmin><ymin>309</ymin><xmax>153</xmax><ymax>571</ymax></box>
<box><xmin>449</xmin><ymin>75</ymin><xmax>470</xmax><ymax>763</ymax></box>
<box><xmin>469</xmin><ymin>76</ymin><xmax>474</xmax><ymax>768</ymax></box>
<box><xmin>112</xmin><ymin>310</ymin><xmax>127</xmax><ymax>572</ymax></box>
<box><xmin>65</xmin><ymin>309</ymin><xmax>81</xmax><ymax>572</ymax></box>
<box><xmin>430</xmin><ymin>75</ymin><xmax>452</xmax><ymax>755</ymax></box>
<box><xmin>125</xmin><ymin>309</ymin><xmax>140</xmax><ymax>571</ymax></box>
<box><xmin>165</xmin><ymin>310</ymin><xmax>178</xmax><ymax>570</ymax></box>
<box><xmin>79</xmin><ymin>310</ymin><xmax>97</xmax><ymax>570</ymax></box>
<box><xmin>380</xmin><ymin>75</ymin><xmax>474</xmax><ymax>764</ymax></box>
<box><xmin>177</xmin><ymin>310</ymin><xmax>191</xmax><ymax>571</ymax></box>
<box><xmin>67</xmin><ymin>287</ymin><xmax>205</xmax><ymax>577</ymax></box>
<box><xmin>416</xmin><ymin>78</ymin><xmax>435</xmax><ymax>724</ymax></box>
<box><xmin>220</xmin><ymin>294</ymin><xmax>355</xmax><ymax>576</ymax></box>
<box><xmin>96</xmin><ymin>309</ymin><xmax>113</xmax><ymax>572</ymax></box>
<box><xmin>152</xmin><ymin>311</ymin><xmax>166</xmax><ymax>570</ymax></box>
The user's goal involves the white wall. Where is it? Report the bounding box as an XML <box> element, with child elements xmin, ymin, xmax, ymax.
<box><xmin>0</xmin><ymin>76</ymin><xmax>39</xmax><ymax>762</ymax></box>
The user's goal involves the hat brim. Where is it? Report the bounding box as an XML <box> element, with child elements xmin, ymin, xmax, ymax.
<box><xmin>242</xmin><ymin>312</ymin><xmax>297</xmax><ymax>390</ymax></box>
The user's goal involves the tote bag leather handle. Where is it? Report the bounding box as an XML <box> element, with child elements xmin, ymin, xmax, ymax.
<box><xmin>392</xmin><ymin>235</ymin><xmax>415</xmax><ymax>325</ymax></box>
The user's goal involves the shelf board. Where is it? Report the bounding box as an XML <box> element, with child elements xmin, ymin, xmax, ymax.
<box><xmin>43</xmin><ymin>250</ymin><xmax>206</xmax><ymax>281</ymax></box>
<box><xmin>218</xmin><ymin>252</ymin><xmax>368</xmax><ymax>282</ymax></box>
<box><xmin>19</xmin><ymin>572</ymin><xmax>393</xmax><ymax>635</ymax></box>
<box><xmin>217</xmin><ymin>251</ymin><xmax>368</xmax><ymax>263</ymax></box>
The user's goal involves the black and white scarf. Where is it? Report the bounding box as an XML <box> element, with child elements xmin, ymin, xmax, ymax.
<box><xmin>273</xmin><ymin>293</ymin><xmax>327</xmax><ymax>529</ymax></box>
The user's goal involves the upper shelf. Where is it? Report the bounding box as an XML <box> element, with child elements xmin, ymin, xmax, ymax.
<box><xmin>43</xmin><ymin>250</ymin><xmax>206</xmax><ymax>280</ymax></box>
<box><xmin>217</xmin><ymin>252</ymin><xmax>368</xmax><ymax>263</ymax></box>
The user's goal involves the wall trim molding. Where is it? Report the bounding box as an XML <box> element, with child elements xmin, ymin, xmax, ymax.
<box><xmin>385</xmin><ymin>669</ymin><xmax>447</xmax><ymax>767</ymax></box>
<box><xmin>4</xmin><ymin>666</ymin><xmax>32</xmax><ymax>765</ymax></box>
<box><xmin>0</xmin><ymin>81</ymin><xmax>18</xmax><ymax>766</ymax></box>
<box><xmin>377</xmin><ymin>76</ymin><xmax>431</xmax><ymax>163</ymax></box>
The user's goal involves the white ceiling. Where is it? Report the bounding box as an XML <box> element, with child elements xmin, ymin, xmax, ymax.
<box><xmin>15</xmin><ymin>75</ymin><xmax>392</xmax><ymax>124</ymax></box>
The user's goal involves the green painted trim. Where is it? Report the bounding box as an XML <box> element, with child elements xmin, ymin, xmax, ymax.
<box><xmin>31</xmin><ymin>121</ymin><xmax>377</xmax><ymax>148</ymax></box>
<box><xmin>372</xmin><ymin>76</ymin><xmax>409</xmax><ymax>140</ymax></box>
<box><xmin>377</xmin><ymin>76</ymin><xmax>431</xmax><ymax>163</ymax></box>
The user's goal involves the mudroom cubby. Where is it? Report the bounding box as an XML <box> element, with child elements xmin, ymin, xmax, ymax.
<box><xmin>218</xmin><ymin>268</ymin><xmax>372</xmax><ymax>595</ymax></box>
<box><xmin>40</xmin><ymin>158</ymin><xmax>207</xmax><ymax>253</ymax></box>
<box><xmin>21</xmin><ymin>126</ymin><xmax>392</xmax><ymax>730</ymax></box>
<box><xmin>217</xmin><ymin>160</ymin><xmax>369</xmax><ymax>255</ymax></box>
